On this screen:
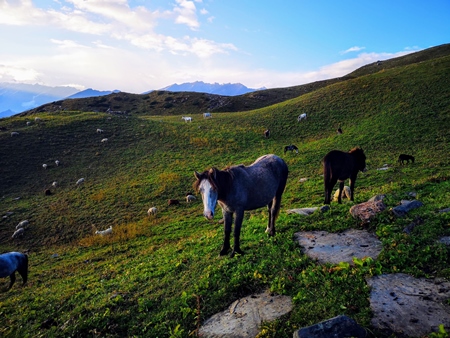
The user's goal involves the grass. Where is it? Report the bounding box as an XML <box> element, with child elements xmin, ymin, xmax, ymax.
<box><xmin>0</xmin><ymin>51</ymin><xmax>450</xmax><ymax>337</ymax></box>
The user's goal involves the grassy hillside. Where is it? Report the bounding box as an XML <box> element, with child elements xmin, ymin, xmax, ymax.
<box><xmin>21</xmin><ymin>43</ymin><xmax>450</xmax><ymax>117</ymax></box>
<box><xmin>0</xmin><ymin>50</ymin><xmax>449</xmax><ymax>337</ymax></box>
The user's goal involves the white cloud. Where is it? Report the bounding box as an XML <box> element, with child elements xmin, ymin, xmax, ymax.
<box><xmin>173</xmin><ymin>0</ymin><xmax>200</xmax><ymax>30</ymax></box>
<box><xmin>341</xmin><ymin>46</ymin><xmax>366</xmax><ymax>54</ymax></box>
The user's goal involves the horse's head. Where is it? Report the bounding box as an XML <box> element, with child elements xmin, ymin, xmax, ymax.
<box><xmin>194</xmin><ymin>169</ymin><xmax>219</xmax><ymax>220</ymax></box>
<box><xmin>350</xmin><ymin>147</ymin><xmax>367</xmax><ymax>172</ymax></box>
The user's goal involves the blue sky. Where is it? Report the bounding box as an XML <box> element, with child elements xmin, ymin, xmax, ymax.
<box><xmin>0</xmin><ymin>0</ymin><xmax>449</xmax><ymax>93</ymax></box>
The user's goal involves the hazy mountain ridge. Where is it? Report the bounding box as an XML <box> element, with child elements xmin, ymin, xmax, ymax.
<box><xmin>159</xmin><ymin>81</ymin><xmax>263</xmax><ymax>96</ymax></box>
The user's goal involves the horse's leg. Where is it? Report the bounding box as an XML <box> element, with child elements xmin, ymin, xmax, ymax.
<box><xmin>265</xmin><ymin>200</ymin><xmax>274</xmax><ymax>234</ymax></box>
<box><xmin>231</xmin><ymin>210</ymin><xmax>245</xmax><ymax>257</ymax></box>
<box><xmin>220</xmin><ymin>211</ymin><xmax>233</xmax><ymax>256</ymax></box>
<box><xmin>338</xmin><ymin>181</ymin><xmax>344</xmax><ymax>204</ymax></box>
<box><xmin>324</xmin><ymin>178</ymin><xmax>337</xmax><ymax>204</ymax></box>
<box><xmin>8</xmin><ymin>272</ymin><xmax>16</xmax><ymax>290</ymax></box>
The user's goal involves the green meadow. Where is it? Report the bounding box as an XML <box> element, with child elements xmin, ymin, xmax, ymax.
<box><xmin>0</xmin><ymin>47</ymin><xmax>449</xmax><ymax>337</ymax></box>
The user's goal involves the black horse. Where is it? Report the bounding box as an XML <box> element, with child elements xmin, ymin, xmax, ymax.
<box><xmin>0</xmin><ymin>252</ymin><xmax>28</xmax><ymax>290</ymax></box>
<box><xmin>323</xmin><ymin>147</ymin><xmax>366</xmax><ymax>204</ymax></box>
<box><xmin>398</xmin><ymin>154</ymin><xmax>415</xmax><ymax>164</ymax></box>
<box><xmin>194</xmin><ymin>154</ymin><xmax>288</xmax><ymax>257</ymax></box>
<box><xmin>284</xmin><ymin>144</ymin><xmax>299</xmax><ymax>154</ymax></box>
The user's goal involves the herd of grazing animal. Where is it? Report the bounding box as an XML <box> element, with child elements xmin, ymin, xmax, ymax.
<box><xmin>1</xmin><ymin>110</ymin><xmax>419</xmax><ymax>290</ymax></box>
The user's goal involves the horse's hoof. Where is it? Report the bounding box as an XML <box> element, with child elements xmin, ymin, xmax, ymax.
<box><xmin>219</xmin><ymin>248</ymin><xmax>230</xmax><ymax>256</ymax></box>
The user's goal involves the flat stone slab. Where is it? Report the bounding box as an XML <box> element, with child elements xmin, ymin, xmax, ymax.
<box><xmin>287</xmin><ymin>207</ymin><xmax>318</xmax><ymax>216</ymax></box>
<box><xmin>293</xmin><ymin>315</ymin><xmax>367</xmax><ymax>338</ymax></box>
<box><xmin>391</xmin><ymin>200</ymin><xmax>423</xmax><ymax>217</ymax></box>
<box><xmin>294</xmin><ymin>229</ymin><xmax>383</xmax><ymax>264</ymax></box>
<box><xmin>198</xmin><ymin>290</ymin><xmax>293</xmax><ymax>338</ymax></box>
<box><xmin>367</xmin><ymin>273</ymin><xmax>450</xmax><ymax>337</ymax></box>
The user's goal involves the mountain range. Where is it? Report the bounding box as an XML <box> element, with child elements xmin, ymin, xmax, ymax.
<box><xmin>0</xmin><ymin>81</ymin><xmax>260</xmax><ymax>118</ymax></box>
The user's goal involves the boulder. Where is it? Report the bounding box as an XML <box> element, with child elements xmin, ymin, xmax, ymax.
<box><xmin>198</xmin><ymin>290</ymin><xmax>293</xmax><ymax>338</ymax></box>
<box><xmin>349</xmin><ymin>199</ymin><xmax>386</xmax><ymax>223</ymax></box>
<box><xmin>294</xmin><ymin>229</ymin><xmax>382</xmax><ymax>264</ymax></box>
<box><xmin>367</xmin><ymin>273</ymin><xmax>450</xmax><ymax>337</ymax></box>
<box><xmin>293</xmin><ymin>315</ymin><xmax>367</xmax><ymax>338</ymax></box>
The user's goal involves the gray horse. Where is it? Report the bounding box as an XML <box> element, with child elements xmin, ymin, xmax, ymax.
<box><xmin>194</xmin><ymin>154</ymin><xmax>288</xmax><ymax>257</ymax></box>
<box><xmin>0</xmin><ymin>252</ymin><xmax>28</xmax><ymax>290</ymax></box>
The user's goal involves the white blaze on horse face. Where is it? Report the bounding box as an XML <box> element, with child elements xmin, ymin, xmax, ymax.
<box><xmin>199</xmin><ymin>179</ymin><xmax>218</xmax><ymax>220</ymax></box>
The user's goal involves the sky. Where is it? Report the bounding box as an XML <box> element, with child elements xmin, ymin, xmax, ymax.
<box><xmin>0</xmin><ymin>0</ymin><xmax>449</xmax><ymax>94</ymax></box>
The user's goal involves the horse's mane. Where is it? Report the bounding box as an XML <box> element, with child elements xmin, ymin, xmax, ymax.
<box><xmin>193</xmin><ymin>167</ymin><xmax>234</xmax><ymax>198</ymax></box>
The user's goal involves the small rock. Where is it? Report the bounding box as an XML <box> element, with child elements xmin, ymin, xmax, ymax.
<box><xmin>349</xmin><ymin>199</ymin><xmax>386</xmax><ymax>223</ymax></box>
<box><xmin>287</xmin><ymin>207</ymin><xmax>318</xmax><ymax>216</ymax></box>
<box><xmin>391</xmin><ymin>200</ymin><xmax>423</xmax><ymax>217</ymax></box>
<box><xmin>438</xmin><ymin>207</ymin><xmax>450</xmax><ymax>213</ymax></box>
<box><xmin>293</xmin><ymin>315</ymin><xmax>367</xmax><ymax>338</ymax></box>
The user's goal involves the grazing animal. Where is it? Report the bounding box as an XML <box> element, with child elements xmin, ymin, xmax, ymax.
<box><xmin>186</xmin><ymin>194</ymin><xmax>196</xmax><ymax>203</ymax></box>
<box><xmin>298</xmin><ymin>113</ymin><xmax>307</xmax><ymax>121</ymax></box>
<box><xmin>76</xmin><ymin>178</ymin><xmax>85</xmax><ymax>185</ymax></box>
<box><xmin>26</xmin><ymin>121</ymin><xmax>31</xmax><ymax>126</ymax></box>
<box><xmin>42</xmin><ymin>164</ymin><xmax>48</xmax><ymax>169</ymax></box>
<box><xmin>194</xmin><ymin>154</ymin><xmax>288</xmax><ymax>257</ymax></box>
<box><xmin>35</xmin><ymin>117</ymin><xmax>41</xmax><ymax>122</ymax></box>
<box><xmin>0</xmin><ymin>252</ymin><xmax>28</xmax><ymax>290</ymax></box>
<box><xmin>333</xmin><ymin>185</ymin><xmax>352</xmax><ymax>201</ymax></box>
<box><xmin>323</xmin><ymin>147</ymin><xmax>366</xmax><ymax>204</ymax></box>
<box><xmin>101</xmin><ymin>138</ymin><xmax>108</xmax><ymax>143</ymax></box>
<box><xmin>16</xmin><ymin>220</ymin><xmax>29</xmax><ymax>230</ymax></box>
<box><xmin>95</xmin><ymin>226</ymin><xmax>112</xmax><ymax>236</ymax></box>
<box><xmin>147</xmin><ymin>207</ymin><xmax>157</xmax><ymax>216</ymax></box>
<box><xmin>44</xmin><ymin>189</ymin><xmax>52</xmax><ymax>196</ymax></box>
<box><xmin>203</xmin><ymin>112</ymin><xmax>212</xmax><ymax>118</ymax></box>
<box><xmin>96</xmin><ymin>128</ymin><xmax>104</xmax><ymax>133</ymax></box>
<box><xmin>337</xmin><ymin>127</ymin><xmax>343</xmax><ymax>134</ymax></box>
<box><xmin>168</xmin><ymin>199</ymin><xmax>180</xmax><ymax>206</ymax></box>
<box><xmin>10</xmin><ymin>132</ymin><xmax>19</xmax><ymax>137</ymax></box>
<box><xmin>398</xmin><ymin>154</ymin><xmax>415</xmax><ymax>164</ymax></box>
<box><xmin>11</xmin><ymin>228</ymin><xmax>25</xmax><ymax>239</ymax></box>
<box><xmin>52</xmin><ymin>181</ymin><xmax>58</xmax><ymax>188</ymax></box>
<box><xmin>264</xmin><ymin>129</ymin><xmax>270</xmax><ymax>139</ymax></box>
<box><xmin>55</xmin><ymin>160</ymin><xmax>60</xmax><ymax>166</ymax></box>
<box><xmin>182</xmin><ymin>116</ymin><xmax>192</xmax><ymax>122</ymax></box>
<box><xmin>284</xmin><ymin>144</ymin><xmax>299</xmax><ymax>154</ymax></box>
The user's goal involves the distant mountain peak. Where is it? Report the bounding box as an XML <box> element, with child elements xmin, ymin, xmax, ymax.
<box><xmin>158</xmin><ymin>81</ymin><xmax>264</xmax><ymax>96</ymax></box>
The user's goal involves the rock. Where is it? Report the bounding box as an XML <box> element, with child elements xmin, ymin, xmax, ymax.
<box><xmin>287</xmin><ymin>207</ymin><xmax>318</xmax><ymax>216</ymax></box>
<box><xmin>294</xmin><ymin>229</ymin><xmax>382</xmax><ymax>264</ymax></box>
<box><xmin>368</xmin><ymin>194</ymin><xmax>386</xmax><ymax>202</ymax></box>
<box><xmin>198</xmin><ymin>290</ymin><xmax>293</xmax><ymax>338</ymax></box>
<box><xmin>293</xmin><ymin>315</ymin><xmax>367</xmax><ymax>338</ymax></box>
<box><xmin>349</xmin><ymin>199</ymin><xmax>386</xmax><ymax>223</ymax></box>
<box><xmin>438</xmin><ymin>207</ymin><xmax>450</xmax><ymax>213</ymax></box>
<box><xmin>439</xmin><ymin>237</ymin><xmax>450</xmax><ymax>245</ymax></box>
<box><xmin>367</xmin><ymin>273</ymin><xmax>450</xmax><ymax>337</ymax></box>
<box><xmin>391</xmin><ymin>200</ymin><xmax>423</xmax><ymax>217</ymax></box>
<box><xmin>403</xmin><ymin>216</ymin><xmax>424</xmax><ymax>234</ymax></box>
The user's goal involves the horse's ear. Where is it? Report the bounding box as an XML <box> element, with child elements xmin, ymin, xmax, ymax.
<box><xmin>194</xmin><ymin>171</ymin><xmax>201</xmax><ymax>179</ymax></box>
<box><xmin>209</xmin><ymin>167</ymin><xmax>217</xmax><ymax>180</ymax></box>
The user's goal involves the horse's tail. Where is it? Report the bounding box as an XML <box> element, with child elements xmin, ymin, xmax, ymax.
<box><xmin>273</xmin><ymin>163</ymin><xmax>289</xmax><ymax>219</ymax></box>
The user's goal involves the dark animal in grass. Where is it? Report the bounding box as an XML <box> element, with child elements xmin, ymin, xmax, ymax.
<box><xmin>44</xmin><ymin>189</ymin><xmax>52</xmax><ymax>196</ymax></box>
<box><xmin>264</xmin><ymin>129</ymin><xmax>270</xmax><ymax>138</ymax></box>
<box><xmin>194</xmin><ymin>154</ymin><xmax>288</xmax><ymax>257</ymax></box>
<box><xmin>323</xmin><ymin>147</ymin><xmax>367</xmax><ymax>204</ymax></box>
<box><xmin>337</xmin><ymin>127</ymin><xmax>343</xmax><ymax>134</ymax></box>
<box><xmin>284</xmin><ymin>144</ymin><xmax>299</xmax><ymax>154</ymax></box>
<box><xmin>0</xmin><ymin>252</ymin><xmax>28</xmax><ymax>291</ymax></box>
<box><xmin>168</xmin><ymin>199</ymin><xmax>180</xmax><ymax>206</ymax></box>
<box><xmin>398</xmin><ymin>154</ymin><xmax>415</xmax><ymax>164</ymax></box>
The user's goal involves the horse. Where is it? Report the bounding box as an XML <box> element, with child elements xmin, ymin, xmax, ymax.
<box><xmin>194</xmin><ymin>154</ymin><xmax>288</xmax><ymax>257</ymax></box>
<box><xmin>182</xmin><ymin>116</ymin><xmax>192</xmax><ymax>122</ymax></box>
<box><xmin>0</xmin><ymin>252</ymin><xmax>28</xmax><ymax>290</ymax></box>
<box><xmin>398</xmin><ymin>154</ymin><xmax>415</xmax><ymax>164</ymax></box>
<box><xmin>323</xmin><ymin>147</ymin><xmax>367</xmax><ymax>204</ymax></box>
<box><xmin>264</xmin><ymin>129</ymin><xmax>270</xmax><ymax>138</ymax></box>
<box><xmin>298</xmin><ymin>113</ymin><xmax>307</xmax><ymax>121</ymax></box>
<box><xmin>284</xmin><ymin>144</ymin><xmax>299</xmax><ymax>154</ymax></box>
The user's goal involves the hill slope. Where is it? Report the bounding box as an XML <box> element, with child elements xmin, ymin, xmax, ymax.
<box><xmin>0</xmin><ymin>49</ymin><xmax>449</xmax><ymax>337</ymax></box>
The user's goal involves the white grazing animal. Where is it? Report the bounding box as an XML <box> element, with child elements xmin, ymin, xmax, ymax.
<box><xmin>181</xmin><ymin>116</ymin><xmax>192</xmax><ymax>122</ymax></box>
<box><xmin>298</xmin><ymin>113</ymin><xmax>307</xmax><ymax>121</ymax></box>
<box><xmin>147</xmin><ymin>207</ymin><xmax>158</xmax><ymax>216</ymax></box>
<box><xmin>42</xmin><ymin>164</ymin><xmax>48</xmax><ymax>169</ymax></box>
<box><xmin>101</xmin><ymin>138</ymin><xmax>108</xmax><ymax>143</ymax></box>
<box><xmin>76</xmin><ymin>178</ymin><xmax>85</xmax><ymax>185</ymax></box>
<box><xmin>52</xmin><ymin>181</ymin><xmax>58</xmax><ymax>188</ymax></box>
<box><xmin>11</xmin><ymin>132</ymin><xmax>19</xmax><ymax>137</ymax></box>
<box><xmin>95</xmin><ymin>226</ymin><xmax>112</xmax><ymax>236</ymax></box>
<box><xmin>12</xmin><ymin>228</ymin><xmax>25</xmax><ymax>239</ymax></box>
<box><xmin>96</xmin><ymin>128</ymin><xmax>104</xmax><ymax>133</ymax></box>
<box><xmin>16</xmin><ymin>220</ymin><xmax>29</xmax><ymax>230</ymax></box>
<box><xmin>186</xmin><ymin>194</ymin><xmax>196</xmax><ymax>203</ymax></box>
<box><xmin>55</xmin><ymin>160</ymin><xmax>60</xmax><ymax>166</ymax></box>
<box><xmin>333</xmin><ymin>186</ymin><xmax>352</xmax><ymax>201</ymax></box>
